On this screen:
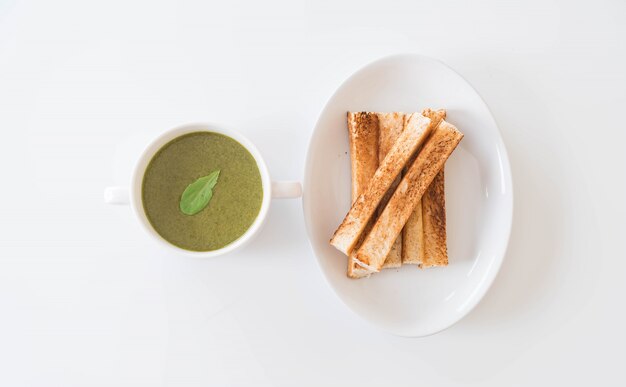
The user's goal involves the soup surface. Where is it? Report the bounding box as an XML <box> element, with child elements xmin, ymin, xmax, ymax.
<box><xmin>142</xmin><ymin>132</ymin><xmax>263</xmax><ymax>251</ymax></box>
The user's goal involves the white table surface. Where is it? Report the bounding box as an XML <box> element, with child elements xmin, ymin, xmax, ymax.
<box><xmin>1</xmin><ymin>0</ymin><xmax>625</xmax><ymax>386</ymax></box>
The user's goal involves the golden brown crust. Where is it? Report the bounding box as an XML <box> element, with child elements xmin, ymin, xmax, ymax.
<box><xmin>354</xmin><ymin>120</ymin><xmax>463</xmax><ymax>271</ymax></box>
<box><xmin>421</xmin><ymin>108</ymin><xmax>446</xmax><ymax>124</ymax></box>
<box><xmin>347</xmin><ymin>112</ymin><xmax>379</xmax><ymax>201</ymax></box>
<box><xmin>422</xmin><ymin>170</ymin><xmax>448</xmax><ymax>267</ymax></box>
<box><xmin>401</xmin><ymin>109</ymin><xmax>446</xmax><ymax>265</ymax></box>
<box><xmin>330</xmin><ymin>112</ymin><xmax>434</xmax><ymax>258</ymax></box>
<box><xmin>346</xmin><ymin>112</ymin><xmax>380</xmax><ymax>278</ymax></box>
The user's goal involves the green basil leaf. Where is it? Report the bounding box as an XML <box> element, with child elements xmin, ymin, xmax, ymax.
<box><xmin>179</xmin><ymin>170</ymin><xmax>220</xmax><ymax>215</ymax></box>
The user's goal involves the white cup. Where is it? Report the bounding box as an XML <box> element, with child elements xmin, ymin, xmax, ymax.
<box><xmin>104</xmin><ymin>122</ymin><xmax>302</xmax><ymax>257</ymax></box>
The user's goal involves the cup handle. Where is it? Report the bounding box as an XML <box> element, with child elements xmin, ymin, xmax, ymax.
<box><xmin>104</xmin><ymin>186</ymin><xmax>130</xmax><ymax>205</ymax></box>
<box><xmin>271</xmin><ymin>181</ymin><xmax>302</xmax><ymax>199</ymax></box>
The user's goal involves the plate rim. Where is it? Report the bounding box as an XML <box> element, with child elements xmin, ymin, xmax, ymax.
<box><xmin>302</xmin><ymin>53</ymin><xmax>514</xmax><ymax>337</ymax></box>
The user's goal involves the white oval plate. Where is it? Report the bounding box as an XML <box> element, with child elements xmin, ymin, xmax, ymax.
<box><xmin>303</xmin><ymin>54</ymin><xmax>513</xmax><ymax>337</ymax></box>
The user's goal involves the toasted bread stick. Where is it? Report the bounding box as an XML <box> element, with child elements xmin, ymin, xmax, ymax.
<box><xmin>330</xmin><ymin>112</ymin><xmax>434</xmax><ymax>256</ymax></box>
<box><xmin>353</xmin><ymin>121</ymin><xmax>463</xmax><ymax>272</ymax></box>
<box><xmin>346</xmin><ymin>112</ymin><xmax>380</xmax><ymax>278</ymax></box>
<box><xmin>402</xmin><ymin>109</ymin><xmax>446</xmax><ymax>265</ymax></box>
<box><xmin>347</xmin><ymin>112</ymin><xmax>405</xmax><ymax>277</ymax></box>
<box><xmin>377</xmin><ymin>112</ymin><xmax>404</xmax><ymax>269</ymax></box>
<box><xmin>422</xmin><ymin>169</ymin><xmax>448</xmax><ymax>267</ymax></box>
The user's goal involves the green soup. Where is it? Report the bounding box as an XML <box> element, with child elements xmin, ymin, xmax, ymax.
<box><xmin>142</xmin><ymin>132</ymin><xmax>263</xmax><ymax>251</ymax></box>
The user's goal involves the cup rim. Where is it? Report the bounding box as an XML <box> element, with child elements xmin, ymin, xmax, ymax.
<box><xmin>129</xmin><ymin>122</ymin><xmax>272</xmax><ymax>258</ymax></box>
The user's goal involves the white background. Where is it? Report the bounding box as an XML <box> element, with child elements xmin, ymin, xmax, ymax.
<box><xmin>1</xmin><ymin>0</ymin><xmax>625</xmax><ymax>386</ymax></box>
